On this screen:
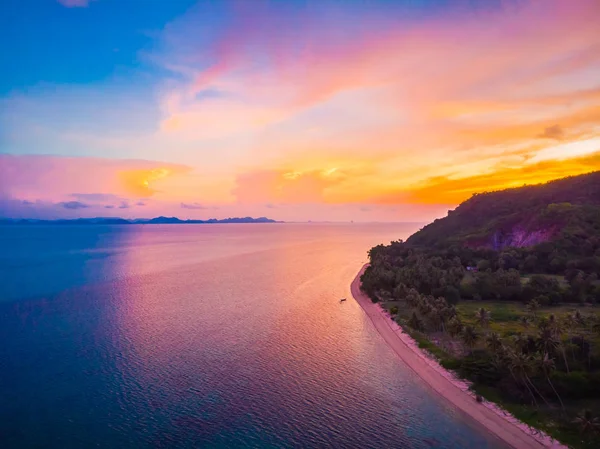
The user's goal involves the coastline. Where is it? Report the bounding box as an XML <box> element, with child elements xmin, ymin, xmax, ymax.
<box><xmin>351</xmin><ymin>264</ymin><xmax>567</xmax><ymax>449</ymax></box>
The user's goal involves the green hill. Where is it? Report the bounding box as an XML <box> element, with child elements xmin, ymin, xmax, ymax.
<box><xmin>407</xmin><ymin>171</ymin><xmax>600</xmax><ymax>253</ymax></box>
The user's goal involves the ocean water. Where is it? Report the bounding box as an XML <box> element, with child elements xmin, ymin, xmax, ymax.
<box><xmin>0</xmin><ymin>224</ymin><xmax>505</xmax><ymax>448</ymax></box>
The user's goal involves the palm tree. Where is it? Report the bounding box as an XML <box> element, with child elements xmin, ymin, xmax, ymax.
<box><xmin>491</xmin><ymin>347</ymin><xmax>509</xmax><ymax>372</ymax></box>
<box><xmin>486</xmin><ymin>332</ymin><xmax>502</xmax><ymax>353</ymax></box>
<box><xmin>580</xmin><ymin>334</ymin><xmax>592</xmax><ymax>369</ymax></box>
<box><xmin>537</xmin><ymin>317</ymin><xmax>550</xmax><ymax>332</ymax></box>
<box><xmin>475</xmin><ymin>307</ymin><xmax>491</xmax><ymax>329</ymax></box>
<box><xmin>572</xmin><ymin>310</ymin><xmax>585</xmax><ymax>327</ymax></box>
<box><xmin>408</xmin><ymin>312</ymin><xmax>423</xmax><ymax>331</ymax></box>
<box><xmin>406</xmin><ymin>290</ymin><xmax>420</xmax><ymax>308</ymax></box>
<box><xmin>446</xmin><ymin>305</ymin><xmax>457</xmax><ymax>320</ymax></box>
<box><xmin>510</xmin><ymin>349</ymin><xmax>553</xmax><ymax>408</ymax></box>
<box><xmin>512</xmin><ymin>333</ymin><xmax>529</xmax><ymax>353</ymax></box>
<box><xmin>448</xmin><ymin>317</ymin><xmax>463</xmax><ymax>337</ymax></box>
<box><xmin>418</xmin><ymin>301</ymin><xmax>432</xmax><ymax>316</ymax></box>
<box><xmin>547</xmin><ymin>313</ymin><xmax>563</xmax><ymax>338</ymax></box>
<box><xmin>538</xmin><ymin>327</ymin><xmax>569</xmax><ymax>373</ymax></box>
<box><xmin>537</xmin><ymin>352</ymin><xmax>565</xmax><ymax>411</ymax></box>
<box><xmin>572</xmin><ymin>409</ymin><xmax>600</xmax><ymax>434</ymax></box>
<box><xmin>563</xmin><ymin>313</ymin><xmax>577</xmax><ymax>363</ymax></box>
<box><xmin>537</xmin><ymin>328</ymin><xmax>560</xmax><ymax>355</ymax></box>
<box><xmin>461</xmin><ymin>325</ymin><xmax>479</xmax><ymax>355</ymax></box>
<box><xmin>519</xmin><ymin>316</ymin><xmax>530</xmax><ymax>330</ymax></box>
<box><xmin>526</xmin><ymin>299</ymin><xmax>540</xmax><ymax>320</ymax></box>
<box><xmin>434</xmin><ymin>297</ymin><xmax>447</xmax><ymax>310</ymax></box>
<box><xmin>507</xmin><ymin>349</ymin><xmax>538</xmax><ymax>407</ymax></box>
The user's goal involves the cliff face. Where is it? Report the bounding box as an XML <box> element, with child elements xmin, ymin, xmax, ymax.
<box><xmin>473</xmin><ymin>227</ymin><xmax>557</xmax><ymax>250</ymax></box>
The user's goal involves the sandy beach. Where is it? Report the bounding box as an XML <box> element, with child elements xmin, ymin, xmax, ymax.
<box><xmin>351</xmin><ymin>265</ymin><xmax>568</xmax><ymax>449</ymax></box>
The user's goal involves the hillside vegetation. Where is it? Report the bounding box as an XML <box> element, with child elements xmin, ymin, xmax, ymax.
<box><xmin>361</xmin><ymin>171</ymin><xmax>600</xmax><ymax>448</ymax></box>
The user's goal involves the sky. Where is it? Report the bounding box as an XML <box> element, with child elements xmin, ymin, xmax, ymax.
<box><xmin>1</xmin><ymin>0</ymin><xmax>599</xmax><ymax>222</ymax></box>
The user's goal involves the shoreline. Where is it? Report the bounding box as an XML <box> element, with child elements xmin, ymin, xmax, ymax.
<box><xmin>351</xmin><ymin>264</ymin><xmax>567</xmax><ymax>449</ymax></box>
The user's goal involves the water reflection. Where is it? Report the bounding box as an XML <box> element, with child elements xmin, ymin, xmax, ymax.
<box><xmin>0</xmin><ymin>223</ymin><xmax>505</xmax><ymax>448</ymax></box>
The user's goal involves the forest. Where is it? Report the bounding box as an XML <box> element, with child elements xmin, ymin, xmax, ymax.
<box><xmin>361</xmin><ymin>171</ymin><xmax>600</xmax><ymax>448</ymax></box>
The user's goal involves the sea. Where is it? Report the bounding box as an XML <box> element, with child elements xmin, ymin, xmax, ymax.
<box><xmin>0</xmin><ymin>223</ymin><xmax>505</xmax><ymax>448</ymax></box>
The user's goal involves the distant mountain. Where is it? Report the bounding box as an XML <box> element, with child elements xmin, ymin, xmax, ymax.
<box><xmin>0</xmin><ymin>216</ymin><xmax>280</xmax><ymax>225</ymax></box>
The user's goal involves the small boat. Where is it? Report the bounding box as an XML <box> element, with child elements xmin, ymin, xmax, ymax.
<box><xmin>339</xmin><ymin>298</ymin><xmax>347</xmax><ymax>302</ymax></box>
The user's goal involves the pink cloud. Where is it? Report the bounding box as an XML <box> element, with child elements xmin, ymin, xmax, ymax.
<box><xmin>159</xmin><ymin>0</ymin><xmax>600</xmax><ymax>145</ymax></box>
<box><xmin>0</xmin><ymin>154</ymin><xmax>189</xmax><ymax>204</ymax></box>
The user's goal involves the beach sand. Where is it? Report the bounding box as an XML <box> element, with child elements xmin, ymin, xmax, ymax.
<box><xmin>351</xmin><ymin>264</ymin><xmax>567</xmax><ymax>449</ymax></box>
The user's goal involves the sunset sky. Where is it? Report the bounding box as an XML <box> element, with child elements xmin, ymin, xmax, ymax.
<box><xmin>1</xmin><ymin>0</ymin><xmax>599</xmax><ymax>222</ymax></box>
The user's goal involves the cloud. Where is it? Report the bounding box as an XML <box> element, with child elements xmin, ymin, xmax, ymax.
<box><xmin>0</xmin><ymin>155</ymin><xmax>190</xmax><ymax>203</ymax></box>
<box><xmin>71</xmin><ymin>193</ymin><xmax>148</xmax><ymax>209</ymax></box>
<box><xmin>181</xmin><ymin>202</ymin><xmax>208</xmax><ymax>209</ymax></box>
<box><xmin>3</xmin><ymin>1</ymin><xmax>600</xmax><ymax>222</ymax></box>
<box><xmin>379</xmin><ymin>150</ymin><xmax>600</xmax><ymax>206</ymax></box>
<box><xmin>57</xmin><ymin>201</ymin><xmax>90</xmax><ymax>210</ymax></box>
<box><xmin>538</xmin><ymin>125</ymin><xmax>564</xmax><ymax>140</ymax></box>
<box><xmin>232</xmin><ymin>168</ymin><xmax>347</xmax><ymax>204</ymax></box>
<box><xmin>57</xmin><ymin>0</ymin><xmax>90</xmax><ymax>7</ymax></box>
<box><xmin>151</xmin><ymin>0</ymin><xmax>600</xmax><ymax>199</ymax></box>
<box><xmin>71</xmin><ymin>193</ymin><xmax>122</xmax><ymax>202</ymax></box>
<box><xmin>119</xmin><ymin>167</ymin><xmax>183</xmax><ymax>197</ymax></box>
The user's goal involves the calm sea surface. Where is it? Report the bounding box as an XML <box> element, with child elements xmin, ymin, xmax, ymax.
<box><xmin>0</xmin><ymin>224</ymin><xmax>505</xmax><ymax>448</ymax></box>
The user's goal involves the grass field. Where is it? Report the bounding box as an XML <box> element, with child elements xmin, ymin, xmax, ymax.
<box><xmin>456</xmin><ymin>300</ymin><xmax>599</xmax><ymax>341</ymax></box>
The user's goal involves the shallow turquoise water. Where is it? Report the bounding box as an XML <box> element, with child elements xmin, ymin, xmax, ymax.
<box><xmin>0</xmin><ymin>223</ymin><xmax>506</xmax><ymax>448</ymax></box>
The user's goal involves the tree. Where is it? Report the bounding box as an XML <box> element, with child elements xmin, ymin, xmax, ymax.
<box><xmin>393</xmin><ymin>283</ymin><xmax>408</xmax><ymax>300</ymax></box>
<box><xmin>523</xmin><ymin>255</ymin><xmax>538</xmax><ymax>272</ymax></box>
<box><xmin>448</xmin><ymin>317</ymin><xmax>463</xmax><ymax>337</ymax></box>
<box><xmin>475</xmin><ymin>307</ymin><xmax>491</xmax><ymax>329</ymax></box>
<box><xmin>572</xmin><ymin>310</ymin><xmax>585</xmax><ymax>326</ymax></box>
<box><xmin>536</xmin><ymin>324</ymin><xmax>570</xmax><ymax>373</ymax></box>
<box><xmin>507</xmin><ymin>349</ymin><xmax>539</xmax><ymax>407</ymax></box>
<box><xmin>526</xmin><ymin>299</ymin><xmax>541</xmax><ymax>320</ymax></box>
<box><xmin>572</xmin><ymin>409</ymin><xmax>600</xmax><ymax>434</ymax></box>
<box><xmin>537</xmin><ymin>328</ymin><xmax>559</xmax><ymax>354</ymax></box>
<box><xmin>512</xmin><ymin>333</ymin><xmax>529</xmax><ymax>353</ymax></box>
<box><xmin>537</xmin><ymin>352</ymin><xmax>565</xmax><ymax>411</ymax></box>
<box><xmin>547</xmin><ymin>313</ymin><xmax>563</xmax><ymax>338</ymax></box>
<box><xmin>408</xmin><ymin>312</ymin><xmax>423</xmax><ymax>331</ymax></box>
<box><xmin>461</xmin><ymin>325</ymin><xmax>479</xmax><ymax>355</ymax></box>
<box><xmin>519</xmin><ymin>316</ymin><xmax>530</xmax><ymax>330</ymax></box>
<box><xmin>444</xmin><ymin>286</ymin><xmax>461</xmax><ymax>305</ymax></box>
<box><xmin>477</xmin><ymin>259</ymin><xmax>491</xmax><ymax>271</ymax></box>
<box><xmin>486</xmin><ymin>332</ymin><xmax>502</xmax><ymax>353</ymax></box>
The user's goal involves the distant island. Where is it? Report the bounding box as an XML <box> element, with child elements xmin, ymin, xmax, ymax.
<box><xmin>357</xmin><ymin>171</ymin><xmax>600</xmax><ymax>449</ymax></box>
<box><xmin>0</xmin><ymin>216</ymin><xmax>281</xmax><ymax>225</ymax></box>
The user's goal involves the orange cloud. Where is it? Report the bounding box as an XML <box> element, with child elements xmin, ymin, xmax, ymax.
<box><xmin>118</xmin><ymin>167</ymin><xmax>187</xmax><ymax>198</ymax></box>
<box><xmin>232</xmin><ymin>168</ymin><xmax>347</xmax><ymax>204</ymax></box>
<box><xmin>155</xmin><ymin>0</ymin><xmax>599</xmax><ymax>190</ymax></box>
<box><xmin>381</xmin><ymin>151</ymin><xmax>600</xmax><ymax>206</ymax></box>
